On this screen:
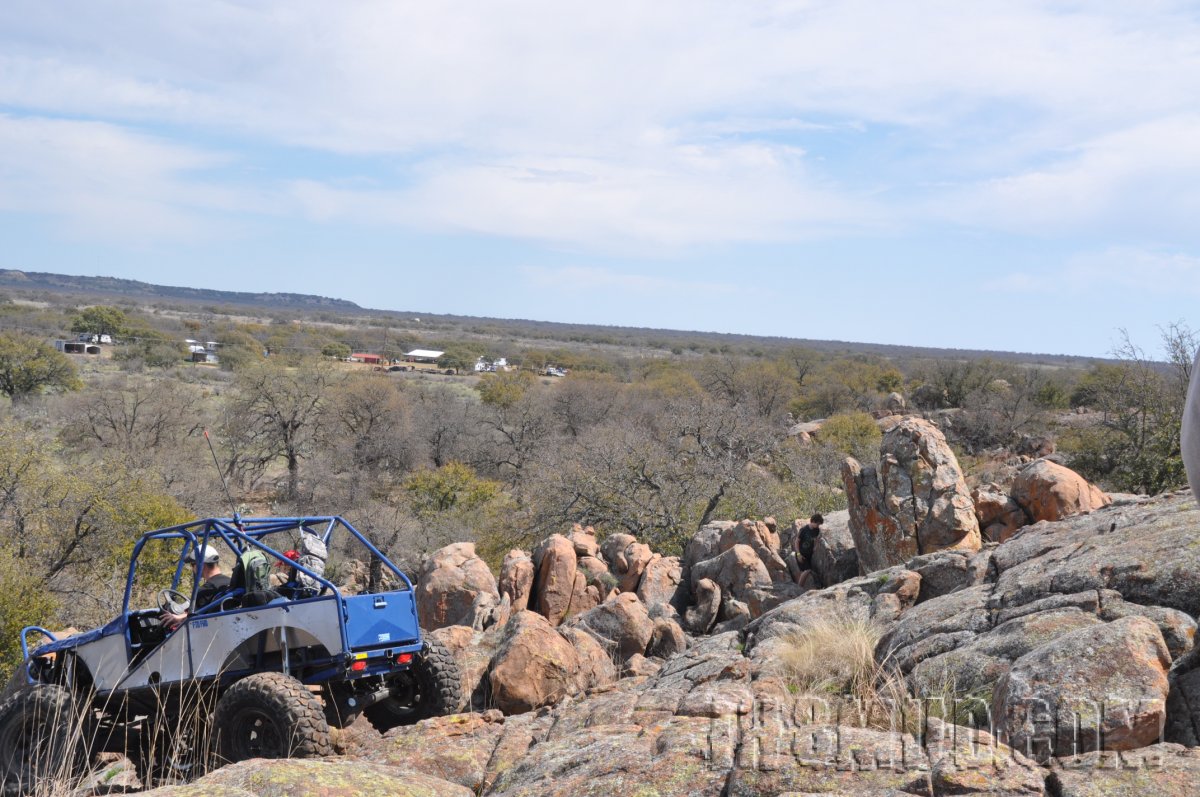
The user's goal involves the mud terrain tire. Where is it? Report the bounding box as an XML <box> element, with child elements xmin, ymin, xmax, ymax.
<box><xmin>212</xmin><ymin>672</ymin><xmax>331</xmax><ymax>763</ymax></box>
<box><xmin>364</xmin><ymin>635</ymin><xmax>463</xmax><ymax>731</ymax></box>
<box><xmin>0</xmin><ymin>684</ymin><xmax>87</xmax><ymax>796</ymax></box>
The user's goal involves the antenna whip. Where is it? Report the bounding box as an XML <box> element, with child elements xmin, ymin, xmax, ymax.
<box><xmin>204</xmin><ymin>429</ymin><xmax>237</xmax><ymax>517</ymax></box>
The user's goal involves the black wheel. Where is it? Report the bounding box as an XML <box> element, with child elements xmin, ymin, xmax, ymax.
<box><xmin>136</xmin><ymin>697</ymin><xmax>215</xmax><ymax>785</ymax></box>
<box><xmin>364</xmin><ymin>636</ymin><xmax>463</xmax><ymax>732</ymax></box>
<box><xmin>212</xmin><ymin>673</ymin><xmax>331</xmax><ymax>764</ymax></box>
<box><xmin>0</xmin><ymin>684</ymin><xmax>88</xmax><ymax>795</ymax></box>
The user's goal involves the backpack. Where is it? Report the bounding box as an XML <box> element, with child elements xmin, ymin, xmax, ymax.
<box><xmin>232</xmin><ymin>548</ymin><xmax>273</xmax><ymax>595</ymax></box>
<box><xmin>294</xmin><ymin>532</ymin><xmax>328</xmax><ymax>594</ymax></box>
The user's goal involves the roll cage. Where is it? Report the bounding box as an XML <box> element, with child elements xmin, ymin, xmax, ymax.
<box><xmin>21</xmin><ymin>515</ymin><xmax>418</xmax><ymax>690</ymax></box>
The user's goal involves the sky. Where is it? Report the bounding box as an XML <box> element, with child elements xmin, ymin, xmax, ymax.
<box><xmin>2</xmin><ymin>2</ymin><xmax>1200</xmax><ymax>358</ymax></box>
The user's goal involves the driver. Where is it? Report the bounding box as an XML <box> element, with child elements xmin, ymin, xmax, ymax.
<box><xmin>161</xmin><ymin>544</ymin><xmax>229</xmax><ymax>627</ymax></box>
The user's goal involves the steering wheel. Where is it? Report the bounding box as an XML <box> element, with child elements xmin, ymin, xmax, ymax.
<box><xmin>158</xmin><ymin>588</ymin><xmax>190</xmax><ymax>616</ymax></box>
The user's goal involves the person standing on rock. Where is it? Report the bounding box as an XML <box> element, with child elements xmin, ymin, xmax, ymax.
<box><xmin>1184</xmin><ymin>345</ymin><xmax>1200</xmax><ymax>502</ymax></box>
<box><xmin>796</xmin><ymin>514</ymin><xmax>823</xmax><ymax>569</ymax></box>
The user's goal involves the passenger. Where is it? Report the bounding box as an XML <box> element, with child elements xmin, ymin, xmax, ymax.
<box><xmin>161</xmin><ymin>544</ymin><xmax>230</xmax><ymax>627</ymax></box>
<box><xmin>270</xmin><ymin>549</ymin><xmax>301</xmax><ymax>594</ymax></box>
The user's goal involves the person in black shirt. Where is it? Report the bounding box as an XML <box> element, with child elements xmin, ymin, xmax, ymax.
<box><xmin>162</xmin><ymin>544</ymin><xmax>229</xmax><ymax>627</ymax></box>
<box><xmin>796</xmin><ymin>513</ymin><xmax>824</xmax><ymax>569</ymax></box>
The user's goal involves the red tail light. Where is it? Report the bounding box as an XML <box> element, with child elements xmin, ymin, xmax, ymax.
<box><xmin>396</xmin><ymin>653</ymin><xmax>413</xmax><ymax>665</ymax></box>
<box><xmin>350</xmin><ymin>660</ymin><xmax>367</xmax><ymax>672</ymax></box>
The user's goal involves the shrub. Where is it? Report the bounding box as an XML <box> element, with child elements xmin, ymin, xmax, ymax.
<box><xmin>0</xmin><ymin>548</ymin><xmax>58</xmax><ymax>686</ymax></box>
<box><xmin>818</xmin><ymin>412</ymin><xmax>882</xmax><ymax>460</ymax></box>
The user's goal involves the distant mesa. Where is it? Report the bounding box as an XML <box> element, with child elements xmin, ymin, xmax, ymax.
<box><xmin>0</xmin><ymin>269</ymin><xmax>360</xmax><ymax>311</ymax></box>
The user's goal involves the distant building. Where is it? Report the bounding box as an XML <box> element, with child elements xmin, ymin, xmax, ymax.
<box><xmin>403</xmin><ymin>349</ymin><xmax>444</xmax><ymax>363</ymax></box>
<box><xmin>350</xmin><ymin>352</ymin><xmax>383</xmax><ymax>365</ymax></box>
<box><xmin>474</xmin><ymin>356</ymin><xmax>510</xmax><ymax>373</ymax></box>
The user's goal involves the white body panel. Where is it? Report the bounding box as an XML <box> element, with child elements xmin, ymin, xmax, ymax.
<box><xmin>186</xmin><ymin>599</ymin><xmax>344</xmax><ymax>679</ymax></box>
<box><xmin>79</xmin><ymin>599</ymin><xmax>345</xmax><ymax>693</ymax></box>
<box><xmin>74</xmin><ymin>633</ymin><xmax>129</xmax><ymax>693</ymax></box>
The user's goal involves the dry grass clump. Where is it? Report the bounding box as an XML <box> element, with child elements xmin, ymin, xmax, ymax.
<box><xmin>775</xmin><ymin>611</ymin><xmax>916</xmax><ymax>733</ymax></box>
<box><xmin>777</xmin><ymin>612</ymin><xmax>882</xmax><ymax>697</ymax></box>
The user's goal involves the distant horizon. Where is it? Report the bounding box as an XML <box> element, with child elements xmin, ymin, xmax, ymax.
<box><xmin>3</xmin><ymin>3</ymin><xmax>1198</xmax><ymax>359</ymax></box>
<box><xmin>0</xmin><ymin>268</ymin><xmax>1129</xmax><ymax>363</ymax></box>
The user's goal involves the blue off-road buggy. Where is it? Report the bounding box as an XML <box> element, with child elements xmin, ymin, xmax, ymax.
<box><xmin>0</xmin><ymin>516</ymin><xmax>461</xmax><ymax>792</ymax></box>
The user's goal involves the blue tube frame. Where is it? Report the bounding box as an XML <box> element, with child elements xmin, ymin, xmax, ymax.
<box><xmin>19</xmin><ymin>626</ymin><xmax>57</xmax><ymax>660</ymax></box>
<box><xmin>117</xmin><ymin>515</ymin><xmax>415</xmax><ymax>670</ymax></box>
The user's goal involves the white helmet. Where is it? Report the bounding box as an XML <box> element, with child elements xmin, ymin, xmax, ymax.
<box><xmin>188</xmin><ymin>544</ymin><xmax>220</xmax><ymax>565</ymax></box>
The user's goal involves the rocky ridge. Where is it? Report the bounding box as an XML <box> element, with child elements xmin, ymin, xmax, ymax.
<box><xmin>137</xmin><ymin>419</ymin><xmax>1200</xmax><ymax>797</ymax></box>
<box><xmin>139</xmin><ymin>489</ymin><xmax>1200</xmax><ymax>796</ymax></box>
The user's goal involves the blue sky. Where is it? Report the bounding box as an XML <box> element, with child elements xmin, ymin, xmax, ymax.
<box><xmin>2</xmin><ymin>1</ymin><xmax>1200</xmax><ymax>358</ymax></box>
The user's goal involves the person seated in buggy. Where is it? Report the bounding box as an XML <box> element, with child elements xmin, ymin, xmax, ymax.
<box><xmin>159</xmin><ymin>543</ymin><xmax>229</xmax><ymax>627</ymax></box>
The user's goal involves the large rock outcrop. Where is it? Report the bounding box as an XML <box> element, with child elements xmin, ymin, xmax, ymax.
<box><xmin>635</xmin><ymin>554</ymin><xmax>687</xmax><ymax>615</ymax></box>
<box><xmin>994</xmin><ymin>616</ymin><xmax>1171</xmax><ymax>761</ymax></box>
<box><xmin>842</xmin><ymin>416</ymin><xmax>982</xmax><ymax>572</ymax></box>
<box><xmin>486</xmin><ymin>611</ymin><xmax>590</xmax><ymax>714</ymax></box>
<box><xmin>415</xmin><ymin>543</ymin><xmax>500</xmax><ymax>631</ymax></box>
<box><xmin>531</xmin><ymin>534</ymin><xmax>579</xmax><ymax>625</ymax></box>
<box><xmin>808</xmin><ymin>509</ymin><xmax>858</xmax><ymax>587</ymax></box>
<box><xmin>718</xmin><ymin>519</ymin><xmax>789</xmax><ymax>583</ymax></box>
<box><xmin>498</xmin><ymin>550</ymin><xmax>534</xmax><ymax>612</ymax></box>
<box><xmin>688</xmin><ymin>543</ymin><xmax>771</xmax><ymax>612</ymax></box>
<box><xmin>138</xmin><ymin>490</ymin><xmax>1200</xmax><ymax>797</ymax></box>
<box><xmin>601</xmin><ymin>532</ymin><xmax>655</xmax><ymax>593</ymax></box>
<box><xmin>566</xmin><ymin>592</ymin><xmax>655</xmax><ymax>664</ymax></box>
<box><xmin>142</xmin><ymin>757</ymin><xmax>475</xmax><ymax>797</ymax></box>
<box><xmin>973</xmin><ymin>483</ymin><xmax>1029</xmax><ymax>542</ymax></box>
<box><xmin>1010</xmin><ymin>459</ymin><xmax>1111</xmax><ymax>523</ymax></box>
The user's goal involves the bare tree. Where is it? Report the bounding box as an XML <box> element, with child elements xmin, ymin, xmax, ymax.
<box><xmin>476</xmin><ymin>389</ymin><xmax>555</xmax><ymax>485</ymax></box>
<box><xmin>321</xmin><ymin>374</ymin><xmax>417</xmax><ymax>474</ymax></box>
<box><xmin>410</xmin><ymin>385</ymin><xmax>486</xmax><ymax>469</ymax></box>
<box><xmin>226</xmin><ymin>358</ymin><xmax>338</xmax><ymax>500</ymax></box>
<box><xmin>522</xmin><ymin>393</ymin><xmax>778</xmax><ymax>552</ymax></box>
<box><xmin>59</xmin><ymin>375</ymin><xmax>205</xmax><ymax>456</ymax></box>
<box><xmin>548</xmin><ymin>372</ymin><xmax>621</xmax><ymax>437</ymax></box>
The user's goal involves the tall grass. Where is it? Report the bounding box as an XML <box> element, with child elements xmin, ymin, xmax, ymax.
<box><xmin>0</xmin><ymin>641</ymin><xmax>225</xmax><ymax>796</ymax></box>
<box><xmin>774</xmin><ymin>611</ymin><xmax>915</xmax><ymax>733</ymax></box>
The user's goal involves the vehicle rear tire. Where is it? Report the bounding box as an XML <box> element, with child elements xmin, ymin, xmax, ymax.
<box><xmin>0</xmin><ymin>684</ymin><xmax>88</xmax><ymax>795</ymax></box>
<box><xmin>212</xmin><ymin>673</ymin><xmax>331</xmax><ymax>764</ymax></box>
<box><xmin>364</xmin><ymin>636</ymin><xmax>463</xmax><ymax>732</ymax></box>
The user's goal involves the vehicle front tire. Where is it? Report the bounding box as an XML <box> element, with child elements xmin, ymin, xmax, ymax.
<box><xmin>212</xmin><ymin>672</ymin><xmax>331</xmax><ymax>764</ymax></box>
<box><xmin>0</xmin><ymin>684</ymin><xmax>88</xmax><ymax>795</ymax></box>
<box><xmin>364</xmin><ymin>636</ymin><xmax>463</xmax><ymax>732</ymax></box>
<box><xmin>137</xmin><ymin>699</ymin><xmax>215</xmax><ymax>785</ymax></box>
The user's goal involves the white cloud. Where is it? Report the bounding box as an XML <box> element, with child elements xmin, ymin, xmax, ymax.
<box><xmin>2</xmin><ymin>1</ymin><xmax>1193</xmax><ymax>153</ymax></box>
<box><xmin>3</xmin><ymin>2</ymin><xmax>1200</xmax><ymax>247</ymax></box>
<box><xmin>287</xmin><ymin>141</ymin><xmax>881</xmax><ymax>248</ymax></box>
<box><xmin>518</xmin><ymin>265</ymin><xmax>736</xmax><ymax>298</ymax></box>
<box><xmin>0</xmin><ymin>114</ymin><xmax>260</xmax><ymax>242</ymax></box>
<box><xmin>945</xmin><ymin>115</ymin><xmax>1200</xmax><ymax>238</ymax></box>
<box><xmin>984</xmin><ymin>247</ymin><xmax>1200</xmax><ymax>296</ymax></box>
<box><xmin>1065</xmin><ymin>247</ymin><xmax>1200</xmax><ymax>294</ymax></box>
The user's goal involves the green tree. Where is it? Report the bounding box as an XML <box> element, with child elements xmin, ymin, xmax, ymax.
<box><xmin>70</xmin><ymin>305</ymin><xmax>128</xmax><ymax>337</ymax></box>
<box><xmin>1062</xmin><ymin>325</ymin><xmax>1197</xmax><ymax>494</ymax></box>
<box><xmin>0</xmin><ymin>548</ymin><xmax>58</xmax><ymax>685</ymax></box>
<box><xmin>0</xmin><ymin>421</ymin><xmax>192</xmax><ymax>626</ymax></box>
<box><xmin>403</xmin><ymin>462</ymin><xmax>503</xmax><ymax>517</ymax></box>
<box><xmin>321</xmin><ymin>342</ymin><xmax>352</xmax><ymax>360</ymax></box>
<box><xmin>476</xmin><ymin>370</ymin><xmax>535</xmax><ymax>409</ymax></box>
<box><xmin>0</xmin><ymin>332</ymin><xmax>82</xmax><ymax>401</ymax></box>
<box><xmin>437</xmin><ymin>345</ymin><xmax>482</xmax><ymax>374</ymax></box>
<box><xmin>819</xmin><ymin>412</ymin><xmax>883</xmax><ymax>459</ymax></box>
<box><xmin>215</xmin><ymin>329</ymin><xmax>267</xmax><ymax>372</ymax></box>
